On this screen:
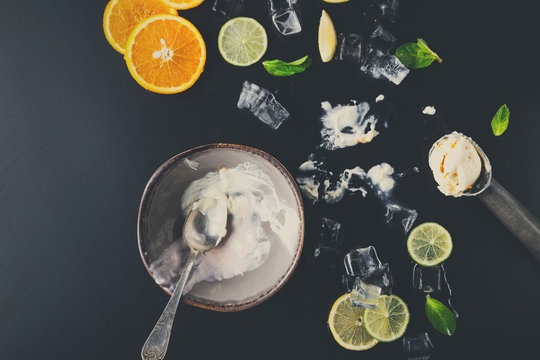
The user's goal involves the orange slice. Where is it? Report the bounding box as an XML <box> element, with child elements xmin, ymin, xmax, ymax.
<box><xmin>125</xmin><ymin>15</ymin><xmax>206</xmax><ymax>94</ymax></box>
<box><xmin>103</xmin><ymin>0</ymin><xmax>177</xmax><ymax>54</ymax></box>
<box><xmin>160</xmin><ymin>0</ymin><xmax>205</xmax><ymax>10</ymax></box>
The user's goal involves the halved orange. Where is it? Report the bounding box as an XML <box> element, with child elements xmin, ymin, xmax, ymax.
<box><xmin>160</xmin><ymin>0</ymin><xmax>205</xmax><ymax>10</ymax></box>
<box><xmin>103</xmin><ymin>0</ymin><xmax>177</xmax><ymax>54</ymax></box>
<box><xmin>125</xmin><ymin>15</ymin><xmax>206</xmax><ymax>94</ymax></box>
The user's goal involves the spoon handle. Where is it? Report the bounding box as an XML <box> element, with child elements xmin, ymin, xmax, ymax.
<box><xmin>479</xmin><ymin>178</ymin><xmax>540</xmax><ymax>261</ymax></box>
<box><xmin>141</xmin><ymin>251</ymin><xmax>198</xmax><ymax>360</ymax></box>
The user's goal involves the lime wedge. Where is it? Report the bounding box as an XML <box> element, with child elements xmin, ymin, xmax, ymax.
<box><xmin>363</xmin><ymin>295</ymin><xmax>409</xmax><ymax>342</ymax></box>
<box><xmin>218</xmin><ymin>17</ymin><xmax>267</xmax><ymax>66</ymax></box>
<box><xmin>318</xmin><ymin>10</ymin><xmax>337</xmax><ymax>62</ymax></box>
<box><xmin>407</xmin><ymin>222</ymin><xmax>453</xmax><ymax>266</ymax></box>
<box><xmin>328</xmin><ymin>293</ymin><xmax>379</xmax><ymax>351</ymax></box>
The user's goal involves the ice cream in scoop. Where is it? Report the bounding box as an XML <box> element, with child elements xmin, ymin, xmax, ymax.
<box><xmin>429</xmin><ymin>132</ymin><xmax>482</xmax><ymax>197</ymax></box>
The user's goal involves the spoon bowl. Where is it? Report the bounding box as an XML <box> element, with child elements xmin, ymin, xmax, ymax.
<box><xmin>183</xmin><ymin>197</ymin><xmax>228</xmax><ymax>252</ymax></box>
<box><xmin>462</xmin><ymin>137</ymin><xmax>492</xmax><ymax>196</ymax></box>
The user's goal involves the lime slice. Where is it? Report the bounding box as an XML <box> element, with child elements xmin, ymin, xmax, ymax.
<box><xmin>318</xmin><ymin>10</ymin><xmax>337</xmax><ymax>62</ymax></box>
<box><xmin>218</xmin><ymin>17</ymin><xmax>267</xmax><ymax>66</ymax></box>
<box><xmin>407</xmin><ymin>222</ymin><xmax>453</xmax><ymax>266</ymax></box>
<box><xmin>363</xmin><ymin>295</ymin><xmax>409</xmax><ymax>342</ymax></box>
<box><xmin>328</xmin><ymin>293</ymin><xmax>379</xmax><ymax>351</ymax></box>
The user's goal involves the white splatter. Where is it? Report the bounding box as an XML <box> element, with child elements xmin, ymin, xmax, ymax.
<box><xmin>320</xmin><ymin>101</ymin><xmax>379</xmax><ymax>150</ymax></box>
<box><xmin>422</xmin><ymin>106</ymin><xmax>437</xmax><ymax>115</ymax></box>
<box><xmin>184</xmin><ymin>158</ymin><xmax>200</xmax><ymax>170</ymax></box>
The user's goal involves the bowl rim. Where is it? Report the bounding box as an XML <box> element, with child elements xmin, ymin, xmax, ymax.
<box><xmin>137</xmin><ymin>143</ymin><xmax>305</xmax><ymax>312</ymax></box>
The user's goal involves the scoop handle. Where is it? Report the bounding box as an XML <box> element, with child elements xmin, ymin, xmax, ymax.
<box><xmin>479</xmin><ymin>178</ymin><xmax>540</xmax><ymax>261</ymax></box>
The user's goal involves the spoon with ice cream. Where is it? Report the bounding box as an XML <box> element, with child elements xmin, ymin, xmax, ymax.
<box><xmin>429</xmin><ymin>132</ymin><xmax>540</xmax><ymax>261</ymax></box>
<box><xmin>141</xmin><ymin>195</ymin><xmax>228</xmax><ymax>360</ymax></box>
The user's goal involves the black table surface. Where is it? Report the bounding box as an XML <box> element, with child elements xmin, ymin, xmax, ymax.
<box><xmin>1</xmin><ymin>0</ymin><xmax>540</xmax><ymax>359</ymax></box>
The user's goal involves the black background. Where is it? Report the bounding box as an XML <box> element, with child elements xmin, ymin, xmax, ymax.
<box><xmin>1</xmin><ymin>0</ymin><xmax>540</xmax><ymax>359</ymax></box>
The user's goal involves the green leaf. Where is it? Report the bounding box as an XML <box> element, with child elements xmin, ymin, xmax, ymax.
<box><xmin>262</xmin><ymin>56</ymin><xmax>312</xmax><ymax>77</ymax></box>
<box><xmin>425</xmin><ymin>296</ymin><xmax>456</xmax><ymax>336</ymax></box>
<box><xmin>491</xmin><ymin>104</ymin><xmax>510</xmax><ymax>136</ymax></box>
<box><xmin>395</xmin><ymin>39</ymin><xmax>442</xmax><ymax>69</ymax></box>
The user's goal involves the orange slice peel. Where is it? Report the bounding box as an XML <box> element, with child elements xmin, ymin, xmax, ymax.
<box><xmin>103</xmin><ymin>0</ymin><xmax>178</xmax><ymax>54</ymax></box>
<box><xmin>124</xmin><ymin>15</ymin><xmax>206</xmax><ymax>94</ymax></box>
<box><xmin>160</xmin><ymin>0</ymin><xmax>205</xmax><ymax>10</ymax></box>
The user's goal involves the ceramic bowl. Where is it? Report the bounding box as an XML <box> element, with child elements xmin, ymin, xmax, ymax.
<box><xmin>137</xmin><ymin>144</ymin><xmax>304</xmax><ymax>311</ymax></box>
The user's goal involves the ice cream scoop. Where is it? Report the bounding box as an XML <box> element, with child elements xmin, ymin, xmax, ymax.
<box><xmin>428</xmin><ymin>132</ymin><xmax>484</xmax><ymax>197</ymax></box>
<box><xmin>429</xmin><ymin>133</ymin><xmax>540</xmax><ymax>261</ymax></box>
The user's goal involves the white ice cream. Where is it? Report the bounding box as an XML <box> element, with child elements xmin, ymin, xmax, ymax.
<box><xmin>322</xmin><ymin>167</ymin><xmax>368</xmax><ymax>203</ymax></box>
<box><xmin>320</xmin><ymin>101</ymin><xmax>379</xmax><ymax>150</ymax></box>
<box><xmin>429</xmin><ymin>131</ymin><xmax>482</xmax><ymax>197</ymax></box>
<box><xmin>422</xmin><ymin>106</ymin><xmax>436</xmax><ymax>115</ymax></box>
<box><xmin>367</xmin><ymin>163</ymin><xmax>395</xmax><ymax>192</ymax></box>
<box><xmin>297</xmin><ymin>162</ymin><xmax>397</xmax><ymax>204</ymax></box>
<box><xmin>150</xmin><ymin>163</ymin><xmax>300</xmax><ymax>293</ymax></box>
<box><xmin>296</xmin><ymin>176</ymin><xmax>320</xmax><ymax>203</ymax></box>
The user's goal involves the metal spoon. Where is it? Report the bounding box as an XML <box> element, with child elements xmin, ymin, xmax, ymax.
<box><xmin>430</xmin><ymin>134</ymin><xmax>540</xmax><ymax>261</ymax></box>
<box><xmin>141</xmin><ymin>200</ymin><xmax>228</xmax><ymax>360</ymax></box>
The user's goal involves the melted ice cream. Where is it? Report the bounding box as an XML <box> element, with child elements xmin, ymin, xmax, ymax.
<box><xmin>422</xmin><ymin>106</ymin><xmax>437</xmax><ymax>115</ymax></box>
<box><xmin>296</xmin><ymin>157</ymin><xmax>396</xmax><ymax>204</ymax></box>
<box><xmin>150</xmin><ymin>163</ymin><xmax>300</xmax><ymax>293</ymax></box>
<box><xmin>320</xmin><ymin>101</ymin><xmax>379</xmax><ymax>150</ymax></box>
<box><xmin>367</xmin><ymin>163</ymin><xmax>395</xmax><ymax>192</ymax></box>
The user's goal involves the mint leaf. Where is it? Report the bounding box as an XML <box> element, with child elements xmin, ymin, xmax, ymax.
<box><xmin>491</xmin><ymin>104</ymin><xmax>510</xmax><ymax>136</ymax></box>
<box><xmin>262</xmin><ymin>56</ymin><xmax>311</xmax><ymax>77</ymax></box>
<box><xmin>395</xmin><ymin>39</ymin><xmax>442</xmax><ymax>69</ymax></box>
<box><xmin>425</xmin><ymin>296</ymin><xmax>456</xmax><ymax>336</ymax></box>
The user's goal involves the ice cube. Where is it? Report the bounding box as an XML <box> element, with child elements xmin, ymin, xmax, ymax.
<box><xmin>364</xmin><ymin>263</ymin><xmax>393</xmax><ymax>295</ymax></box>
<box><xmin>212</xmin><ymin>0</ymin><xmax>244</xmax><ymax>19</ymax></box>
<box><xmin>253</xmin><ymin>95</ymin><xmax>290</xmax><ymax>129</ymax></box>
<box><xmin>342</xmin><ymin>274</ymin><xmax>356</xmax><ymax>292</ymax></box>
<box><xmin>412</xmin><ymin>264</ymin><xmax>442</xmax><ymax>293</ymax></box>
<box><xmin>237</xmin><ymin>81</ymin><xmax>264</xmax><ymax>112</ymax></box>
<box><xmin>344</xmin><ymin>246</ymin><xmax>382</xmax><ymax>278</ymax></box>
<box><xmin>269</xmin><ymin>0</ymin><xmax>302</xmax><ymax>35</ymax></box>
<box><xmin>370</xmin><ymin>25</ymin><xmax>397</xmax><ymax>51</ymax></box>
<box><xmin>364</xmin><ymin>0</ymin><xmax>399</xmax><ymax>24</ymax></box>
<box><xmin>360</xmin><ymin>48</ymin><xmax>410</xmax><ymax>85</ymax></box>
<box><xmin>237</xmin><ymin>81</ymin><xmax>290</xmax><ymax>129</ymax></box>
<box><xmin>384</xmin><ymin>204</ymin><xmax>418</xmax><ymax>233</ymax></box>
<box><xmin>317</xmin><ymin>217</ymin><xmax>344</xmax><ymax>250</ymax></box>
<box><xmin>402</xmin><ymin>333</ymin><xmax>434</xmax><ymax>360</ymax></box>
<box><xmin>313</xmin><ymin>217</ymin><xmax>344</xmax><ymax>267</ymax></box>
<box><xmin>335</xmin><ymin>33</ymin><xmax>370</xmax><ymax>64</ymax></box>
<box><xmin>350</xmin><ymin>278</ymin><xmax>381</xmax><ymax>308</ymax></box>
